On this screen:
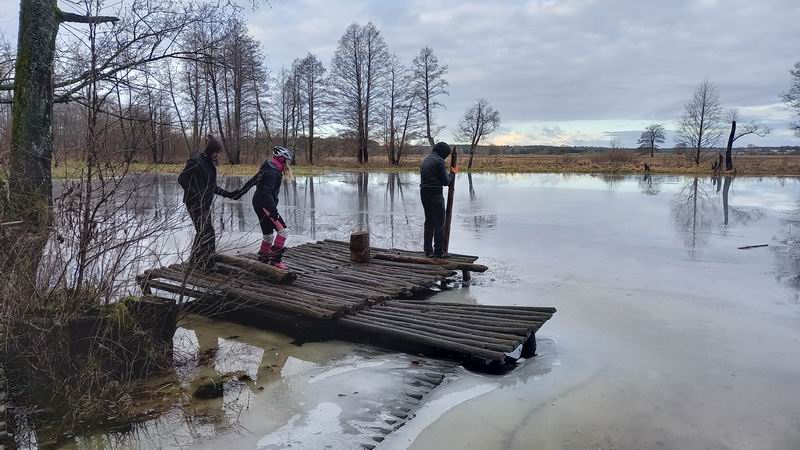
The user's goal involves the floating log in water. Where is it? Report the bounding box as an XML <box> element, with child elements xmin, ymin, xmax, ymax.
<box><xmin>738</xmin><ymin>244</ymin><xmax>769</xmax><ymax>250</ymax></box>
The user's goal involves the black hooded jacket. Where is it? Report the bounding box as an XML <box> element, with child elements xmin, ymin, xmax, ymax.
<box><xmin>238</xmin><ymin>159</ymin><xmax>283</xmax><ymax>205</ymax></box>
<box><xmin>177</xmin><ymin>153</ymin><xmax>230</xmax><ymax>209</ymax></box>
<box><xmin>419</xmin><ymin>144</ymin><xmax>455</xmax><ymax>190</ymax></box>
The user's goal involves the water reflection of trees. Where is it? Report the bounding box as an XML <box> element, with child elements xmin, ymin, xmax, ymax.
<box><xmin>671</xmin><ymin>178</ymin><xmax>720</xmax><ymax>259</ymax></box>
<box><xmin>774</xmin><ymin>213</ymin><xmax>800</xmax><ymax>288</ymax></box>
<box><xmin>671</xmin><ymin>176</ymin><xmax>764</xmax><ymax>259</ymax></box>
<box><xmin>592</xmin><ymin>173</ymin><xmax>626</xmax><ymax>191</ymax></box>
<box><xmin>385</xmin><ymin>172</ymin><xmax>414</xmax><ymax>249</ymax></box>
<box><xmin>462</xmin><ymin>173</ymin><xmax>498</xmax><ymax>235</ymax></box>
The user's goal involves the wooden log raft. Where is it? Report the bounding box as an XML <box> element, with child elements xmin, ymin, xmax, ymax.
<box><xmin>338</xmin><ymin>300</ymin><xmax>556</xmax><ymax>371</ymax></box>
<box><xmin>137</xmin><ymin>239</ymin><xmax>557</xmax><ymax>373</ymax></box>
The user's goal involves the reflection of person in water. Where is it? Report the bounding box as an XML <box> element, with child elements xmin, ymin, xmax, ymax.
<box><xmin>419</xmin><ymin>142</ymin><xmax>457</xmax><ymax>258</ymax></box>
<box><xmin>639</xmin><ymin>173</ymin><xmax>662</xmax><ymax>196</ymax></box>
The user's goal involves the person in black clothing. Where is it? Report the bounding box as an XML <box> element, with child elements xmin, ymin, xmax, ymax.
<box><xmin>177</xmin><ymin>136</ymin><xmax>236</xmax><ymax>269</ymax></box>
<box><xmin>233</xmin><ymin>146</ymin><xmax>294</xmax><ymax>269</ymax></box>
<box><xmin>419</xmin><ymin>142</ymin><xmax>458</xmax><ymax>257</ymax></box>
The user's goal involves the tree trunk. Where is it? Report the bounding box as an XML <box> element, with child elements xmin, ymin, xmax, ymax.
<box><xmin>308</xmin><ymin>89</ymin><xmax>314</xmax><ymax>165</ymax></box>
<box><xmin>722</xmin><ymin>176</ymin><xmax>732</xmax><ymax>226</ymax></box>
<box><xmin>7</xmin><ymin>0</ymin><xmax>60</xmax><ymax>229</ymax></box>
<box><xmin>725</xmin><ymin>120</ymin><xmax>736</xmax><ymax>171</ymax></box>
<box><xmin>468</xmin><ymin>145</ymin><xmax>476</xmax><ymax>170</ymax></box>
<box><xmin>231</xmin><ymin>76</ymin><xmax>242</xmax><ymax>164</ymax></box>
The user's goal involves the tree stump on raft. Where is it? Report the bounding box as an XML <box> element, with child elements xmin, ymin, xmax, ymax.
<box><xmin>350</xmin><ymin>231</ymin><xmax>371</xmax><ymax>263</ymax></box>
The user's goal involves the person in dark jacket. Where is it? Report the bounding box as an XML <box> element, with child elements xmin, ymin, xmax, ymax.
<box><xmin>177</xmin><ymin>136</ymin><xmax>235</xmax><ymax>269</ymax></box>
<box><xmin>419</xmin><ymin>142</ymin><xmax>458</xmax><ymax>257</ymax></box>
<box><xmin>234</xmin><ymin>146</ymin><xmax>294</xmax><ymax>269</ymax></box>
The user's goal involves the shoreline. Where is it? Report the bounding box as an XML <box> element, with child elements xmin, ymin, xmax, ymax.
<box><xmin>27</xmin><ymin>153</ymin><xmax>800</xmax><ymax>179</ymax></box>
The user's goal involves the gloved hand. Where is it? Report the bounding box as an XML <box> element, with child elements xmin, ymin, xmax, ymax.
<box><xmin>451</xmin><ymin>166</ymin><xmax>460</xmax><ymax>174</ymax></box>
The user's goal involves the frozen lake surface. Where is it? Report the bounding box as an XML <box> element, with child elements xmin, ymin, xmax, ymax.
<box><xmin>35</xmin><ymin>172</ymin><xmax>800</xmax><ymax>449</ymax></box>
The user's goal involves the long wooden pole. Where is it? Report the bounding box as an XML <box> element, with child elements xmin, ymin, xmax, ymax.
<box><xmin>443</xmin><ymin>146</ymin><xmax>457</xmax><ymax>253</ymax></box>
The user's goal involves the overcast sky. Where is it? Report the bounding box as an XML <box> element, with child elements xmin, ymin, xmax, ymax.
<box><xmin>1</xmin><ymin>0</ymin><xmax>799</xmax><ymax>146</ymax></box>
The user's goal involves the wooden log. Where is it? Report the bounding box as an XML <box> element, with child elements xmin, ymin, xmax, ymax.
<box><xmin>156</xmin><ymin>269</ymin><xmax>336</xmax><ymax>318</ymax></box>
<box><xmin>350</xmin><ymin>231</ymin><xmax>371</xmax><ymax>263</ymax></box>
<box><xmin>388</xmin><ymin>303</ymin><xmax>554</xmax><ymax>320</ymax></box>
<box><xmin>141</xmin><ymin>278</ymin><xmax>210</xmax><ymax>301</ymax></box>
<box><xmin>321</xmin><ymin>239</ymin><xmax>479</xmax><ymax>262</ymax></box>
<box><xmin>737</xmin><ymin>244</ymin><xmax>768</xmax><ymax>250</ymax></box>
<box><xmin>306</xmin><ymin>243</ymin><xmax>460</xmax><ymax>276</ymax></box>
<box><xmin>397</xmin><ymin>301</ymin><xmax>557</xmax><ymax>314</ymax></box>
<box><xmin>215</xmin><ymin>254</ymin><xmax>298</xmax><ymax>284</ymax></box>
<box><xmin>350</xmin><ymin>314</ymin><xmax>519</xmax><ymax>352</ymax></box>
<box><xmin>376</xmin><ymin>305</ymin><xmax>542</xmax><ymax>329</ymax></box>
<box><xmin>196</xmin><ymin>271</ymin><xmax>356</xmax><ymax>311</ymax></box>
<box><xmin>373</xmin><ymin>253</ymin><xmax>488</xmax><ymax>273</ymax></box>
<box><xmin>357</xmin><ymin>310</ymin><xmax>527</xmax><ymax>343</ymax></box>
<box><xmin>444</xmin><ymin>146</ymin><xmax>458</xmax><ymax>253</ymax></box>
<box><xmin>363</xmin><ymin>307</ymin><xmax>533</xmax><ymax>336</ymax></box>
<box><xmin>338</xmin><ymin>317</ymin><xmax>506</xmax><ymax>362</ymax></box>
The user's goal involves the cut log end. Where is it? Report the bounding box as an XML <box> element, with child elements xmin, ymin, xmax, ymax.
<box><xmin>350</xmin><ymin>231</ymin><xmax>371</xmax><ymax>263</ymax></box>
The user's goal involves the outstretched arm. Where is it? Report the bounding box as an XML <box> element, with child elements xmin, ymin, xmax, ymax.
<box><xmin>214</xmin><ymin>185</ymin><xmax>234</xmax><ymax>198</ymax></box>
<box><xmin>232</xmin><ymin>171</ymin><xmax>263</xmax><ymax>200</ymax></box>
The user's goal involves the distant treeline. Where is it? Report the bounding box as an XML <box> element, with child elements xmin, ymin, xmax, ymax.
<box><xmin>403</xmin><ymin>144</ymin><xmax>800</xmax><ymax>156</ymax></box>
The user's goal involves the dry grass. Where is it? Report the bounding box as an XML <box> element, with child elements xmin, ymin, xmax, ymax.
<box><xmin>101</xmin><ymin>152</ymin><xmax>800</xmax><ymax>177</ymax></box>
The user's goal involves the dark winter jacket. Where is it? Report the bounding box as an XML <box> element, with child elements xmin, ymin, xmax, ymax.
<box><xmin>419</xmin><ymin>145</ymin><xmax>454</xmax><ymax>191</ymax></box>
<box><xmin>239</xmin><ymin>160</ymin><xmax>284</xmax><ymax>205</ymax></box>
<box><xmin>177</xmin><ymin>153</ymin><xmax>231</xmax><ymax>209</ymax></box>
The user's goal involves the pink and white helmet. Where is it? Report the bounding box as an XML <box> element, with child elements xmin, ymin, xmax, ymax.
<box><xmin>273</xmin><ymin>146</ymin><xmax>294</xmax><ymax>161</ymax></box>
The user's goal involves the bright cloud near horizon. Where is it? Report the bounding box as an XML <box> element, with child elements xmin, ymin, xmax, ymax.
<box><xmin>1</xmin><ymin>0</ymin><xmax>799</xmax><ymax>147</ymax></box>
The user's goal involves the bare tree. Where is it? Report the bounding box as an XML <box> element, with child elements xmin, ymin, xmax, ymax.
<box><xmin>329</xmin><ymin>22</ymin><xmax>389</xmax><ymax>164</ymax></box>
<box><xmin>677</xmin><ymin>80</ymin><xmax>724</xmax><ymax>165</ymax></box>
<box><xmin>455</xmin><ymin>98</ymin><xmax>501</xmax><ymax>170</ymax></box>
<box><xmin>637</xmin><ymin>124</ymin><xmax>666</xmax><ymax>157</ymax></box>
<box><xmin>722</xmin><ymin>109</ymin><xmax>770</xmax><ymax>171</ymax></box>
<box><xmin>290</xmin><ymin>58</ymin><xmax>304</xmax><ymax>160</ymax></box>
<box><xmin>3</xmin><ymin>0</ymin><xmax>117</xmax><ymax>235</ymax></box>
<box><xmin>411</xmin><ymin>46</ymin><xmax>448</xmax><ymax>146</ymax></box>
<box><xmin>297</xmin><ymin>53</ymin><xmax>326</xmax><ymax>165</ymax></box>
<box><xmin>382</xmin><ymin>54</ymin><xmax>420</xmax><ymax>165</ymax></box>
<box><xmin>222</xmin><ymin>19</ymin><xmax>261</xmax><ymax>164</ymax></box>
<box><xmin>783</xmin><ymin>61</ymin><xmax>800</xmax><ymax>138</ymax></box>
<box><xmin>275</xmin><ymin>67</ymin><xmax>292</xmax><ymax>147</ymax></box>
<box><xmin>608</xmin><ymin>137</ymin><xmax>622</xmax><ymax>149</ymax></box>
<box><xmin>252</xmin><ymin>62</ymin><xmax>273</xmax><ymax>156</ymax></box>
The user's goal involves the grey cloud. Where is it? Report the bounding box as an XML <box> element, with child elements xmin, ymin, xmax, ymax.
<box><xmin>1</xmin><ymin>0</ymin><xmax>798</xmax><ymax>145</ymax></box>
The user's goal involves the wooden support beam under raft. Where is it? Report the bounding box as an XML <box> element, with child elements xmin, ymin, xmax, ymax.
<box><xmin>137</xmin><ymin>238</ymin><xmax>556</xmax><ymax>373</ymax></box>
